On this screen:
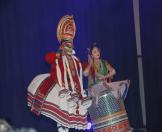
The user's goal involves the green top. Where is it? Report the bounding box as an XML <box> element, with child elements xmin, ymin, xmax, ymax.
<box><xmin>88</xmin><ymin>60</ymin><xmax>109</xmax><ymax>88</ymax></box>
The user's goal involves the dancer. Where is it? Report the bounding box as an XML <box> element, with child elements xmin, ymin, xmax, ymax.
<box><xmin>27</xmin><ymin>15</ymin><xmax>91</xmax><ymax>132</ymax></box>
<box><xmin>84</xmin><ymin>43</ymin><xmax>131</xmax><ymax>132</ymax></box>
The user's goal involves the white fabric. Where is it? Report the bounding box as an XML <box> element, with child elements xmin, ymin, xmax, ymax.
<box><xmin>63</xmin><ymin>55</ymin><xmax>75</xmax><ymax>92</ymax></box>
<box><xmin>88</xmin><ymin>80</ymin><xmax>130</xmax><ymax>104</ymax></box>
<box><xmin>62</xmin><ymin>56</ymin><xmax>68</xmax><ymax>90</ymax></box>
<box><xmin>27</xmin><ymin>73</ymin><xmax>92</xmax><ymax>129</ymax></box>
<box><xmin>56</xmin><ymin>59</ymin><xmax>63</xmax><ymax>89</ymax></box>
<box><xmin>27</xmin><ymin>73</ymin><xmax>50</xmax><ymax>95</ymax></box>
<box><xmin>109</xmin><ymin>69</ymin><xmax>116</xmax><ymax>77</ymax></box>
<box><xmin>27</xmin><ymin>55</ymin><xmax>92</xmax><ymax>130</ymax></box>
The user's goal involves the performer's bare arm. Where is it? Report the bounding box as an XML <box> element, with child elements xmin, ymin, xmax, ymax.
<box><xmin>83</xmin><ymin>54</ymin><xmax>93</xmax><ymax>77</ymax></box>
<box><xmin>105</xmin><ymin>63</ymin><xmax>116</xmax><ymax>79</ymax></box>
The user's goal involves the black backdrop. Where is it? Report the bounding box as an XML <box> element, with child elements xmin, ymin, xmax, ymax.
<box><xmin>0</xmin><ymin>0</ymin><xmax>161</xmax><ymax>132</ymax></box>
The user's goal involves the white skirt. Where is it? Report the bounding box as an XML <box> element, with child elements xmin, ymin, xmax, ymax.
<box><xmin>27</xmin><ymin>73</ymin><xmax>92</xmax><ymax>130</ymax></box>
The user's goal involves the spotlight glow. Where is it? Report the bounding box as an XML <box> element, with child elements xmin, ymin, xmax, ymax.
<box><xmin>87</xmin><ymin>122</ymin><xmax>92</xmax><ymax>130</ymax></box>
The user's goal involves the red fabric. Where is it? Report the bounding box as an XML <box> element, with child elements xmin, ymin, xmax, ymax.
<box><xmin>45</xmin><ymin>52</ymin><xmax>57</xmax><ymax>64</ymax></box>
<box><xmin>81</xmin><ymin>61</ymin><xmax>88</xmax><ymax>71</ymax></box>
<box><xmin>38</xmin><ymin>52</ymin><xmax>59</xmax><ymax>95</ymax></box>
<box><xmin>45</xmin><ymin>52</ymin><xmax>65</xmax><ymax>87</ymax></box>
<box><xmin>29</xmin><ymin>53</ymin><xmax>88</xmax><ymax>124</ymax></box>
<box><xmin>32</xmin><ymin>53</ymin><xmax>84</xmax><ymax>115</ymax></box>
<box><xmin>56</xmin><ymin>58</ymin><xmax>65</xmax><ymax>87</ymax></box>
<box><xmin>39</xmin><ymin>54</ymin><xmax>67</xmax><ymax>96</ymax></box>
<box><xmin>43</xmin><ymin>105</ymin><xmax>87</xmax><ymax>124</ymax></box>
<box><xmin>71</xmin><ymin>74</ymin><xmax>82</xmax><ymax>98</ymax></box>
<box><xmin>70</xmin><ymin>58</ymin><xmax>83</xmax><ymax>98</ymax></box>
<box><xmin>28</xmin><ymin>92</ymin><xmax>88</xmax><ymax>126</ymax></box>
<box><xmin>50</xmin><ymin>63</ymin><xmax>57</xmax><ymax>81</ymax></box>
<box><xmin>38</xmin><ymin>77</ymin><xmax>55</xmax><ymax>95</ymax></box>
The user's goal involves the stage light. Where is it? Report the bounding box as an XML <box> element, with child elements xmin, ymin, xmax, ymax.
<box><xmin>87</xmin><ymin>122</ymin><xmax>92</xmax><ymax>130</ymax></box>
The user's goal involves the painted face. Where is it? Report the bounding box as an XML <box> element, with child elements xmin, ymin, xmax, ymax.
<box><xmin>91</xmin><ymin>47</ymin><xmax>100</xmax><ymax>59</ymax></box>
<box><xmin>62</xmin><ymin>42</ymin><xmax>73</xmax><ymax>55</ymax></box>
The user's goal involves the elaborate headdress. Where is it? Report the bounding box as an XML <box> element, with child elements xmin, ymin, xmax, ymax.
<box><xmin>57</xmin><ymin>15</ymin><xmax>76</xmax><ymax>43</ymax></box>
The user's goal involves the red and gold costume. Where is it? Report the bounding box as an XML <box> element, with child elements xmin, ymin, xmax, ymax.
<box><xmin>27</xmin><ymin>15</ymin><xmax>91</xmax><ymax>130</ymax></box>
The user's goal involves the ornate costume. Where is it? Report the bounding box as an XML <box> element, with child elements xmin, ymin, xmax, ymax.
<box><xmin>84</xmin><ymin>53</ymin><xmax>131</xmax><ymax>131</ymax></box>
<box><xmin>27</xmin><ymin>15</ymin><xmax>91</xmax><ymax>131</ymax></box>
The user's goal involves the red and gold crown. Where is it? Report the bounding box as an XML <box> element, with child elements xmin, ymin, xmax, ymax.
<box><xmin>57</xmin><ymin>15</ymin><xmax>76</xmax><ymax>43</ymax></box>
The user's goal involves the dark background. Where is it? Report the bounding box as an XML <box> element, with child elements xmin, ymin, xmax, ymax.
<box><xmin>0</xmin><ymin>0</ymin><xmax>161</xmax><ymax>132</ymax></box>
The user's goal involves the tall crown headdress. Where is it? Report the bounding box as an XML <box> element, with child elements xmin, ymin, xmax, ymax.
<box><xmin>57</xmin><ymin>15</ymin><xmax>76</xmax><ymax>43</ymax></box>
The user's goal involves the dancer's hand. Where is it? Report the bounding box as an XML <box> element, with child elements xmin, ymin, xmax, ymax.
<box><xmin>96</xmin><ymin>73</ymin><xmax>105</xmax><ymax>80</ymax></box>
<box><xmin>88</xmin><ymin>54</ymin><xmax>93</xmax><ymax>66</ymax></box>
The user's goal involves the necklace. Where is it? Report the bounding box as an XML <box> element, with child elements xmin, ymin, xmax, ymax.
<box><xmin>94</xmin><ymin>60</ymin><xmax>101</xmax><ymax>72</ymax></box>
